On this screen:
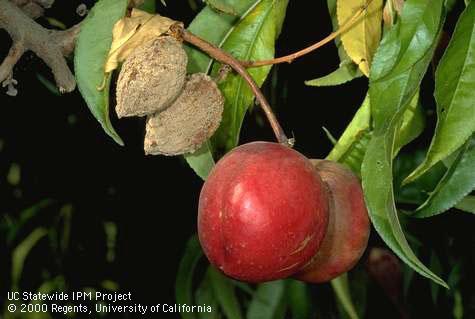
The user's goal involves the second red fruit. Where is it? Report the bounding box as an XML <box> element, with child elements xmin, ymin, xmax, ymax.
<box><xmin>296</xmin><ymin>160</ymin><xmax>370</xmax><ymax>283</ymax></box>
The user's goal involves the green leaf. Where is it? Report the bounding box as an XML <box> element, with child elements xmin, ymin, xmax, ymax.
<box><xmin>205</xmin><ymin>0</ymin><xmax>238</xmax><ymax>15</ymax></box>
<box><xmin>208</xmin><ymin>267</ymin><xmax>243</xmax><ymax>319</ymax></box>
<box><xmin>363</xmin><ymin>112</ymin><xmax>448</xmax><ymax>286</ymax></box>
<box><xmin>36</xmin><ymin>74</ymin><xmax>60</xmax><ymax>96</ymax></box>
<box><xmin>195</xmin><ymin>273</ymin><xmax>221</xmax><ymax>319</ymax></box>
<box><xmin>322</xmin><ymin>127</ymin><xmax>338</xmax><ymax>145</ymax></box>
<box><xmin>331</xmin><ymin>274</ymin><xmax>359</xmax><ymax>319</ymax></box>
<box><xmin>175</xmin><ymin>235</ymin><xmax>203</xmax><ymax>319</ymax></box>
<box><xmin>139</xmin><ymin>0</ymin><xmax>156</xmax><ymax>12</ymax></box>
<box><xmin>7</xmin><ymin>163</ymin><xmax>20</xmax><ymax>186</ymax></box>
<box><xmin>185</xmin><ymin>142</ymin><xmax>215</xmax><ymax>180</ymax></box>
<box><xmin>286</xmin><ymin>280</ymin><xmax>310</xmax><ymax>319</ymax></box>
<box><xmin>247</xmin><ymin>281</ymin><xmax>286</xmax><ymax>319</ymax></box>
<box><xmin>7</xmin><ymin>200</ymin><xmax>54</xmax><ymax>243</ymax></box>
<box><xmin>74</xmin><ymin>0</ymin><xmax>128</xmax><ymax>145</ymax></box>
<box><xmin>447</xmin><ymin>262</ymin><xmax>462</xmax><ymax>289</ymax></box>
<box><xmin>184</xmin><ymin>0</ymin><xmax>261</xmax><ymax>176</ymax></box>
<box><xmin>229</xmin><ymin>280</ymin><xmax>254</xmax><ymax>296</ymax></box>
<box><xmin>186</xmin><ymin>1</ymin><xmax>262</xmax><ymax>74</ymax></box>
<box><xmin>395</xmin><ymin>92</ymin><xmax>425</xmax><ymax>154</ymax></box>
<box><xmin>305</xmin><ymin>60</ymin><xmax>363</xmax><ymax>87</ymax></box>
<box><xmin>370</xmin><ymin>0</ymin><xmax>444</xmax><ymax>125</ymax></box>
<box><xmin>430</xmin><ymin>252</ymin><xmax>443</xmax><ymax>304</ymax></box>
<box><xmin>326</xmin><ymin>94</ymin><xmax>371</xmax><ymax>175</ymax></box>
<box><xmin>362</xmin><ymin>0</ymin><xmax>448</xmax><ymax>287</ymax></box>
<box><xmin>402</xmin><ymin>262</ymin><xmax>415</xmax><ymax>298</ymax></box>
<box><xmin>445</xmin><ymin>0</ymin><xmax>458</xmax><ymax>11</ymax></box>
<box><xmin>12</xmin><ymin>228</ymin><xmax>48</xmax><ymax>289</ymax></box>
<box><xmin>333</xmin><ymin>267</ymin><xmax>368</xmax><ymax>319</ymax></box>
<box><xmin>348</xmin><ymin>267</ymin><xmax>369</xmax><ymax>318</ymax></box>
<box><xmin>455</xmin><ymin>195</ymin><xmax>475</xmax><ymax>213</ymax></box>
<box><xmin>394</xmin><ymin>151</ymin><xmax>447</xmax><ymax>205</ymax></box>
<box><xmin>326</xmin><ymin>90</ymin><xmax>422</xmax><ymax>176</ymax></box>
<box><xmin>453</xmin><ymin>291</ymin><xmax>464</xmax><ymax>319</ymax></box>
<box><xmin>404</xmin><ymin>2</ymin><xmax>475</xmax><ymax>183</ymax></box>
<box><xmin>38</xmin><ymin>276</ymin><xmax>66</xmax><ymax>294</ymax></box>
<box><xmin>413</xmin><ymin>138</ymin><xmax>475</xmax><ymax>217</ymax></box>
<box><xmin>211</xmin><ymin>0</ymin><xmax>289</xmax><ymax>152</ymax></box>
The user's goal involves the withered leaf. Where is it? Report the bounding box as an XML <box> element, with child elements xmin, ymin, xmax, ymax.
<box><xmin>337</xmin><ymin>0</ymin><xmax>383</xmax><ymax>76</ymax></box>
<box><xmin>104</xmin><ymin>9</ymin><xmax>180</xmax><ymax>73</ymax></box>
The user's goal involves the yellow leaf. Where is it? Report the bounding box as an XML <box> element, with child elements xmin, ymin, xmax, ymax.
<box><xmin>104</xmin><ymin>9</ymin><xmax>180</xmax><ymax>74</ymax></box>
<box><xmin>392</xmin><ymin>0</ymin><xmax>404</xmax><ymax>14</ymax></box>
<box><xmin>337</xmin><ymin>0</ymin><xmax>383</xmax><ymax>77</ymax></box>
<box><xmin>383</xmin><ymin>0</ymin><xmax>394</xmax><ymax>27</ymax></box>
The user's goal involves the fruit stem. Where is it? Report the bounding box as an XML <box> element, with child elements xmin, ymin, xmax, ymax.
<box><xmin>172</xmin><ymin>25</ymin><xmax>291</xmax><ymax>147</ymax></box>
<box><xmin>241</xmin><ymin>0</ymin><xmax>374</xmax><ymax>68</ymax></box>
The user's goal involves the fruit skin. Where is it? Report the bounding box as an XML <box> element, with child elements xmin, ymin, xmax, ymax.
<box><xmin>198</xmin><ymin>142</ymin><xmax>329</xmax><ymax>282</ymax></box>
<box><xmin>367</xmin><ymin>247</ymin><xmax>403</xmax><ymax>307</ymax></box>
<box><xmin>295</xmin><ymin>160</ymin><xmax>370</xmax><ymax>283</ymax></box>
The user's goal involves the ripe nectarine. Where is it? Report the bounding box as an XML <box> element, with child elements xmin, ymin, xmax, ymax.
<box><xmin>198</xmin><ymin>142</ymin><xmax>329</xmax><ymax>282</ymax></box>
<box><xmin>296</xmin><ymin>160</ymin><xmax>370</xmax><ymax>283</ymax></box>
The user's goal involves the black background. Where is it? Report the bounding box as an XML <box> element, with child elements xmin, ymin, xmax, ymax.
<box><xmin>0</xmin><ymin>1</ymin><xmax>472</xmax><ymax>318</ymax></box>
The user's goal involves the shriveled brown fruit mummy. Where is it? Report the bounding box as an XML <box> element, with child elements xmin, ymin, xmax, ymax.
<box><xmin>144</xmin><ymin>73</ymin><xmax>224</xmax><ymax>156</ymax></box>
<box><xmin>115</xmin><ymin>36</ymin><xmax>187</xmax><ymax>118</ymax></box>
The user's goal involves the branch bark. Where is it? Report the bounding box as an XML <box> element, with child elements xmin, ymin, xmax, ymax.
<box><xmin>172</xmin><ymin>25</ymin><xmax>291</xmax><ymax>146</ymax></box>
<box><xmin>0</xmin><ymin>0</ymin><xmax>79</xmax><ymax>93</ymax></box>
<box><xmin>241</xmin><ymin>1</ymin><xmax>371</xmax><ymax>68</ymax></box>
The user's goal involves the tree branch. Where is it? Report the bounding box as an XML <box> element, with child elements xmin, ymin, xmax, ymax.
<box><xmin>241</xmin><ymin>0</ymin><xmax>373</xmax><ymax>68</ymax></box>
<box><xmin>0</xmin><ymin>0</ymin><xmax>78</xmax><ymax>93</ymax></box>
<box><xmin>172</xmin><ymin>24</ymin><xmax>291</xmax><ymax>146</ymax></box>
<box><xmin>11</xmin><ymin>0</ymin><xmax>53</xmax><ymax>19</ymax></box>
<box><xmin>0</xmin><ymin>41</ymin><xmax>25</xmax><ymax>83</ymax></box>
<box><xmin>51</xmin><ymin>23</ymin><xmax>82</xmax><ymax>57</ymax></box>
<box><xmin>171</xmin><ymin>0</ymin><xmax>372</xmax><ymax>144</ymax></box>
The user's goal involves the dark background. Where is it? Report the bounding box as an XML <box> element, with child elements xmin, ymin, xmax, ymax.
<box><xmin>0</xmin><ymin>1</ymin><xmax>472</xmax><ymax>318</ymax></box>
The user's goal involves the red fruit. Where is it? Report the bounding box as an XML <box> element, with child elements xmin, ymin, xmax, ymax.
<box><xmin>296</xmin><ymin>160</ymin><xmax>370</xmax><ymax>283</ymax></box>
<box><xmin>366</xmin><ymin>247</ymin><xmax>403</xmax><ymax>307</ymax></box>
<box><xmin>198</xmin><ymin>142</ymin><xmax>329</xmax><ymax>282</ymax></box>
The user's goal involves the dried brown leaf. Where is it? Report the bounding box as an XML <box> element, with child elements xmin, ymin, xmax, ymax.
<box><xmin>104</xmin><ymin>8</ymin><xmax>180</xmax><ymax>73</ymax></box>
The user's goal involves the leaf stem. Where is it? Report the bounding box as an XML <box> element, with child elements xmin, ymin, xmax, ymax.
<box><xmin>241</xmin><ymin>0</ymin><xmax>373</xmax><ymax>68</ymax></box>
<box><xmin>171</xmin><ymin>24</ymin><xmax>291</xmax><ymax>146</ymax></box>
<box><xmin>170</xmin><ymin>0</ymin><xmax>373</xmax><ymax>146</ymax></box>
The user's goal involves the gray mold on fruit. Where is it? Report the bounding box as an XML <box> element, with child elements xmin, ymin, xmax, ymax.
<box><xmin>116</xmin><ymin>36</ymin><xmax>187</xmax><ymax>118</ymax></box>
<box><xmin>144</xmin><ymin>73</ymin><xmax>224</xmax><ymax>156</ymax></box>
